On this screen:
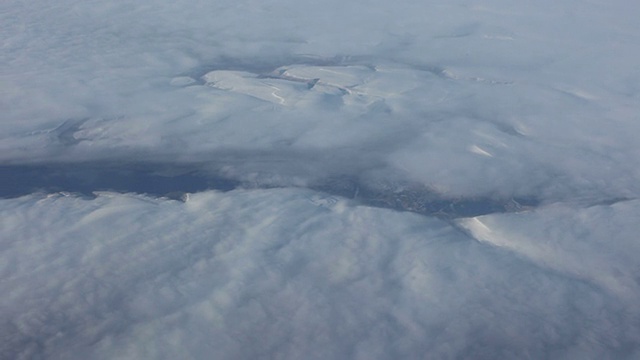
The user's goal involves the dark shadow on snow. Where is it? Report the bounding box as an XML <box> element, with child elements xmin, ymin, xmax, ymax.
<box><xmin>0</xmin><ymin>163</ymin><xmax>238</xmax><ymax>201</ymax></box>
<box><xmin>1</xmin><ymin>163</ymin><xmax>539</xmax><ymax>218</ymax></box>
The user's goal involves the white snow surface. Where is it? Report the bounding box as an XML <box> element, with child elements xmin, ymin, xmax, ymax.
<box><xmin>2</xmin><ymin>0</ymin><xmax>640</xmax><ymax>358</ymax></box>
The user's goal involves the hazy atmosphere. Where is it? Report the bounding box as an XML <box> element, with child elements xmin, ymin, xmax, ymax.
<box><xmin>2</xmin><ymin>0</ymin><xmax>640</xmax><ymax>358</ymax></box>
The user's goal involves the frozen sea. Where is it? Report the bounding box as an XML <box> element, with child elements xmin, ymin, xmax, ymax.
<box><xmin>2</xmin><ymin>0</ymin><xmax>640</xmax><ymax>358</ymax></box>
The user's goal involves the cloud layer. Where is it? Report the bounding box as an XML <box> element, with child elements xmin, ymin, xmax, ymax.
<box><xmin>2</xmin><ymin>191</ymin><xmax>639</xmax><ymax>359</ymax></box>
<box><xmin>2</xmin><ymin>0</ymin><xmax>640</xmax><ymax>358</ymax></box>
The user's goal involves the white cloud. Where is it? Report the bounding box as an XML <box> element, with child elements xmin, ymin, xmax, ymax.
<box><xmin>2</xmin><ymin>191</ymin><xmax>639</xmax><ymax>359</ymax></box>
<box><xmin>2</xmin><ymin>0</ymin><xmax>640</xmax><ymax>357</ymax></box>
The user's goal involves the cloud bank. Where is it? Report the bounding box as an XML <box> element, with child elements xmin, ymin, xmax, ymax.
<box><xmin>2</xmin><ymin>191</ymin><xmax>639</xmax><ymax>359</ymax></box>
<box><xmin>2</xmin><ymin>0</ymin><xmax>640</xmax><ymax>358</ymax></box>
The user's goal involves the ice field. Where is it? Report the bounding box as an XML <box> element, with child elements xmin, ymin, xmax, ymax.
<box><xmin>2</xmin><ymin>0</ymin><xmax>640</xmax><ymax>358</ymax></box>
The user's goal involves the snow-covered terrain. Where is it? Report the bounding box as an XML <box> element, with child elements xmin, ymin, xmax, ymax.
<box><xmin>2</xmin><ymin>0</ymin><xmax>640</xmax><ymax>358</ymax></box>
